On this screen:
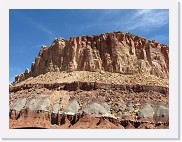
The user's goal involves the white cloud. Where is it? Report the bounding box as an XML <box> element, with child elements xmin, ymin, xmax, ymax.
<box><xmin>97</xmin><ymin>10</ymin><xmax>121</xmax><ymax>22</ymax></box>
<box><xmin>133</xmin><ymin>9</ymin><xmax>153</xmax><ymax>17</ymax></box>
<box><xmin>78</xmin><ymin>10</ymin><xmax>168</xmax><ymax>35</ymax></box>
<box><xmin>125</xmin><ymin>9</ymin><xmax>169</xmax><ymax>31</ymax></box>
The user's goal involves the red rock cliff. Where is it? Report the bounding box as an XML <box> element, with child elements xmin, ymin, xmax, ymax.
<box><xmin>14</xmin><ymin>31</ymin><xmax>169</xmax><ymax>83</ymax></box>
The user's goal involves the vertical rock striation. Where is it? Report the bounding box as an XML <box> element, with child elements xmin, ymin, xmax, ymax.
<box><xmin>14</xmin><ymin>32</ymin><xmax>169</xmax><ymax>83</ymax></box>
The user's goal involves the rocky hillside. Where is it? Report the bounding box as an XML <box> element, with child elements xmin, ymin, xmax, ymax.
<box><xmin>10</xmin><ymin>31</ymin><xmax>169</xmax><ymax>129</ymax></box>
<box><xmin>14</xmin><ymin>31</ymin><xmax>169</xmax><ymax>83</ymax></box>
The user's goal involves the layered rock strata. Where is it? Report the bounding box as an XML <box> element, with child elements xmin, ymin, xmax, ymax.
<box><xmin>14</xmin><ymin>32</ymin><xmax>169</xmax><ymax>83</ymax></box>
<box><xmin>9</xmin><ymin>82</ymin><xmax>169</xmax><ymax>129</ymax></box>
<box><xmin>9</xmin><ymin>98</ymin><xmax>169</xmax><ymax>129</ymax></box>
<box><xmin>10</xmin><ymin>31</ymin><xmax>169</xmax><ymax>129</ymax></box>
<box><xmin>10</xmin><ymin>82</ymin><xmax>169</xmax><ymax>94</ymax></box>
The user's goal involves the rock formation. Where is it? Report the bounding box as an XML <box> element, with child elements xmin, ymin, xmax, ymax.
<box><xmin>14</xmin><ymin>32</ymin><xmax>169</xmax><ymax>83</ymax></box>
<box><xmin>10</xmin><ymin>31</ymin><xmax>169</xmax><ymax>129</ymax></box>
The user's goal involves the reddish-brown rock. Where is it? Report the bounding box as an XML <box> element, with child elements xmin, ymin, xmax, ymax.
<box><xmin>10</xmin><ymin>31</ymin><xmax>169</xmax><ymax>129</ymax></box>
<box><xmin>14</xmin><ymin>32</ymin><xmax>169</xmax><ymax>83</ymax></box>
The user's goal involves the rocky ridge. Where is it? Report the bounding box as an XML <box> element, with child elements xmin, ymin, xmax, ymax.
<box><xmin>14</xmin><ymin>31</ymin><xmax>169</xmax><ymax>83</ymax></box>
<box><xmin>10</xmin><ymin>31</ymin><xmax>169</xmax><ymax>129</ymax></box>
<box><xmin>10</xmin><ymin>80</ymin><xmax>169</xmax><ymax>129</ymax></box>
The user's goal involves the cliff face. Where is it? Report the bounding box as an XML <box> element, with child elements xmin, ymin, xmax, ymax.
<box><xmin>14</xmin><ymin>32</ymin><xmax>169</xmax><ymax>83</ymax></box>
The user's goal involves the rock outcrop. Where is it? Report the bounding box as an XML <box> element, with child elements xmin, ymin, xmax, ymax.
<box><xmin>14</xmin><ymin>31</ymin><xmax>169</xmax><ymax>83</ymax></box>
<box><xmin>9</xmin><ymin>82</ymin><xmax>169</xmax><ymax>94</ymax></box>
<box><xmin>10</xmin><ymin>31</ymin><xmax>169</xmax><ymax>129</ymax></box>
<box><xmin>9</xmin><ymin>98</ymin><xmax>169</xmax><ymax>129</ymax></box>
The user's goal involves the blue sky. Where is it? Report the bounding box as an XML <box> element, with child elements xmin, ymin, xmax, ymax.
<box><xmin>9</xmin><ymin>9</ymin><xmax>169</xmax><ymax>83</ymax></box>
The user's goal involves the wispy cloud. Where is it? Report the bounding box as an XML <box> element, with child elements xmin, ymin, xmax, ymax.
<box><xmin>97</xmin><ymin>10</ymin><xmax>121</xmax><ymax>22</ymax></box>
<box><xmin>77</xmin><ymin>9</ymin><xmax>168</xmax><ymax>35</ymax></box>
<box><xmin>90</xmin><ymin>10</ymin><xmax>168</xmax><ymax>44</ymax></box>
<box><xmin>15</xmin><ymin>12</ymin><xmax>56</xmax><ymax>40</ymax></box>
<box><xmin>124</xmin><ymin>9</ymin><xmax>169</xmax><ymax>31</ymax></box>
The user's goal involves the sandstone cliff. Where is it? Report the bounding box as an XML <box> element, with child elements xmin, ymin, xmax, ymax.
<box><xmin>14</xmin><ymin>31</ymin><xmax>169</xmax><ymax>83</ymax></box>
<box><xmin>10</xmin><ymin>31</ymin><xmax>169</xmax><ymax>129</ymax></box>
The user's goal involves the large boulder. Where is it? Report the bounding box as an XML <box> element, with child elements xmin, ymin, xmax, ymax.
<box><xmin>82</xmin><ymin>103</ymin><xmax>115</xmax><ymax>118</ymax></box>
<box><xmin>63</xmin><ymin>99</ymin><xmax>80</xmax><ymax>115</ymax></box>
<box><xmin>11</xmin><ymin>98</ymin><xmax>27</xmax><ymax>111</ymax></box>
<box><xmin>138</xmin><ymin>103</ymin><xmax>154</xmax><ymax>118</ymax></box>
<box><xmin>82</xmin><ymin>103</ymin><xmax>108</xmax><ymax>115</ymax></box>
<box><xmin>25</xmin><ymin>99</ymin><xmax>37</xmax><ymax>111</ymax></box>
<box><xmin>100</xmin><ymin>102</ymin><xmax>111</xmax><ymax>112</ymax></box>
<box><xmin>25</xmin><ymin>98</ymin><xmax>50</xmax><ymax>112</ymax></box>
<box><xmin>153</xmin><ymin>105</ymin><xmax>169</xmax><ymax>118</ymax></box>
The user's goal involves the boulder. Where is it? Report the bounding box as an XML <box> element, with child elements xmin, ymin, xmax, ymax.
<box><xmin>153</xmin><ymin>105</ymin><xmax>169</xmax><ymax>118</ymax></box>
<box><xmin>138</xmin><ymin>103</ymin><xmax>154</xmax><ymax>118</ymax></box>
<box><xmin>82</xmin><ymin>103</ymin><xmax>115</xmax><ymax>118</ymax></box>
<box><xmin>11</xmin><ymin>98</ymin><xmax>27</xmax><ymax>111</ymax></box>
<box><xmin>63</xmin><ymin>99</ymin><xmax>80</xmax><ymax>115</ymax></box>
<box><xmin>100</xmin><ymin>102</ymin><xmax>111</xmax><ymax>112</ymax></box>
<box><xmin>35</xmin><ymin>98</ymin><xmax>50</xmax><ymax>111</ymax></box>
<box><xmin>25</xmin><ymin>98</ymin><xmax>50</xmax><ymax>112</ymax></box>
